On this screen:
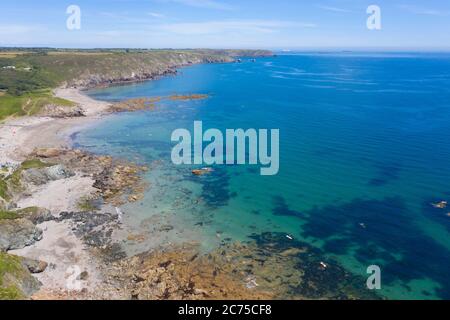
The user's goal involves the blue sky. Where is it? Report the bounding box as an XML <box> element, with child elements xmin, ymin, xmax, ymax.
<box><xmin>0</xmin><ymin>0</ymin><xmax>449</xmax><ymax>49</ymax></box>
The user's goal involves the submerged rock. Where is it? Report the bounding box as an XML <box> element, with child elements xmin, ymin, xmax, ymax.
<box><xmin>108</xmin><ymin>232</ymin><xmax>381</xmax><ymax>300</ymax></box>
<box><xmin>109</xmin><ymin>243</ymin><xmax>273</xmax><ymax>300</ymax></box>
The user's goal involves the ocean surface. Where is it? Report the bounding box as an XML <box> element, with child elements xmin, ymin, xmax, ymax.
<box><xmin>76</xmin><ymin>52</ymin><xmax>450</xmax><ymax>300</ymax></box>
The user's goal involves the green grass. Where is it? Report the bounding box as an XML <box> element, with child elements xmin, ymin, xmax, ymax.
<box><xmin>0</xmin><ymin>49</ymin><xmax>271</xmax><ymax>121</ymax></box>
<box><xmin>0</xmin><ymin>177</ymin><xmax>8</xmax><ymax>200</ymax></box>
<box><xmin>14</xmin><ymin>206</ymin><xmax>39</xmax><ymax>215</ymax></box>
<box><xmin>0</xmin><ymin>253</ymin><xmax>21</xmax><ymax>285</ymax></box>
<box><xmin>0</xmin><ymin>89</ymin><xmax>75</xmax><ymax>121</ymax></box>
<box><xmin>0</xmin><ymin>286</ymin><xmax>23</xmax><ymax>300</ymax></box>
<box><xmin>0</xmin><ymin>253</ymin><xmax>25</xmax><ymax>300</ymax></box>
<box><xmin>76</xmin><ymin>197</ymin><xmax>97</xmax><ymax>212</ymax></box>
<box><xmin>0</xmin><ymin>207</ymin><xmax>42</xmax><ymax>221</ymax></box>
<box><xmin>20</xmin><ymin>159</ymin><xmax>53</xmax><ymax>170</ymax></box>
<box><xmin>0</xmin><ymin>210</ymin><xmax>19</xmax><ymax>220</ymax></box>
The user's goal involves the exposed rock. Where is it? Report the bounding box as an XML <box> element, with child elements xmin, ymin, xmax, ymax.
<box><xmin>109</xmin><ymin>97</ymin><xmax>159</xmax><ymax>113</ymax></box>
<box><xmin>0</xmin><ymin>218</ymin><xmax>43</xmax><ymax>251</ymax></box>
<box><xmin>20</xmin><ymin>257</ymin><xmax>48</xmax><ymax>274</ymax></box>
<box><xmin>56</xmin><ymin>211</ymin><xmax>120</xmax><ymax>249</ymax></box>
<box><xmin>30</xmin><ymin>148</ymin><xmax>147</xmax><ymax>206</ymax></box>
<box><xmin>107</xmin><ymin>233</ymin><xmax>381</xmax><ymax>300</ymax></box>
<box><xmin>15</xmin><ymin>207</ymin><xmax>53</xmax><ymax>225</ymax></box>
<box><xmin>109</xmin><ymin>243</ymin><xmax>273</xmax><ymax>300</ymax></box>
<box><xmin>79</xmin><ymin>271</ymin><xmax>89</xmax><ymax>281</ymax></box>
<box><xmin>21</xmin><ymin>165</ymin><xmax>75</xmax><ymax>186</ymax></box>
<box><xmin>192</xmin><ymin>168</ymin><xmax>214</xmax><ymax>176</ymax></box>
<box><xmin>38</xmin><ymin>104</ymin><xmax>85</xmax><ymax>118</ymax></box>
<box><xmin>32</xmin><ymin>148</ymin><xmax>63</xmax><ymax>158</ymax></box>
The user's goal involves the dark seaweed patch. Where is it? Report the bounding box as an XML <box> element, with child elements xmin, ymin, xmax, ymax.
<box><xmin>300</xmin><ymin>197</ymin><xmax>450</xmax><ymax>299</ymax></box>
<box><xmin>272</xmin><ymin>196</ymin><xmax>303</xmax><ymax>218</ymax></box>
<box><xmin>368</xmin><ymin>163</ymin><xmax>401</xmax><ymax>187</ymax></box>
<box><xmin>185</xmin><ymin>166</ymin><xmax>231</xmax><ymax>208</ymax></box>
<box><xmin>247</xmin><ymin>232</ymin><xmax>381</xmax><ymax>299</ymax></box>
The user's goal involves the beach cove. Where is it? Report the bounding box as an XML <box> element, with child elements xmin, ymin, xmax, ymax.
<box><xmin>1</xmin><ymin>51</ymin><xmax>450</xmax><ymax>300</ymax></box>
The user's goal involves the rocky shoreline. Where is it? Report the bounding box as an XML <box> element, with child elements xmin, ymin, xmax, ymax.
<box><xmin>0</xmin><ymin>53</ymin><xmax>280</xmax><ymax>300</ymax></box>
<box><xmin>63</xmin><ymin>55</ymin><xmax>235</xmax><ymax>90</ymax></box>
<box><xmin>0</xmin><ymin>51</ymin><xmax>379</xmax><ymax>300</ymax></box>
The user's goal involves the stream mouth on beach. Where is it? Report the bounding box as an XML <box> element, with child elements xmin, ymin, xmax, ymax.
<box><xmin>74</xmin><ymin>53</ymin><xmax>450</xmax><ymax>300</ymax></box>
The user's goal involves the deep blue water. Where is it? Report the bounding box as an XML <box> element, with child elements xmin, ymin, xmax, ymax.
<box><xmin>78</xmin><ymin>52</ymin><xmax>450</xmax><ymax>299</ymax></box>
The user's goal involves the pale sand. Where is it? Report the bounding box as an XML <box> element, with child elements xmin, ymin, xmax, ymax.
<box><xmin>0</xmin><ymin>88</ymin><xmax>110</xmax><ymax>165</ymax></box>
<box><xmin>10</xmin><ymin>220</ymin><xmax>104</xmax><ymax>294</ymax></box>
<box><xmin>1</xmin><ymin>88</ymin><xmax>113</xmax><ymax>297</ymax></box>
<box><xmin>18</xmin><ymin>173</ymin><xmax>97</xmax><ymax>213</ymax></box>
<box><xmin>53</xmin><ymin>88</ymin><xmax>111</xmax><ymax>116</ymax></box>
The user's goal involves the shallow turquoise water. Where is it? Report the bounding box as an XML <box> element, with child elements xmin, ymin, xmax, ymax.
<box><xmin>77</xmin><ymin>52</ymin><xmax>450</xmax><ymax>299</ymax></box>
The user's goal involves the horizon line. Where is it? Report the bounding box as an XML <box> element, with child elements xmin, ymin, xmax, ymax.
<box><xmin>2</xmin><ymin>45</ymin><xmax>450</xmax><ymax>53</ymax></box>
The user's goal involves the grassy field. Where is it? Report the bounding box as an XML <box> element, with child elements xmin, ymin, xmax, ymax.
<box><xmin>0</xmin><ymin>89</ymin><xmax>75</xmax><ymax>121</ymax></box>
<box><xmin>0</xmin><ymin>252</ymin><xmax>26</xmax><ymax>300</ymax></box>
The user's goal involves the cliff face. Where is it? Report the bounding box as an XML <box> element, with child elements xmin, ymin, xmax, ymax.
<box><xmin>66</xmin><ymin>52</ymin><xmax>236</xmax><ymax>89</ymax></box>
<box><xmin>6</xmin><ymin>49</ymin><xmax>273</xmax><ymax>90</ymax></box>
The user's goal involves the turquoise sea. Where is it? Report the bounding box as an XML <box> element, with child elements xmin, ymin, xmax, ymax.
<box><xmin>75</xmin><ymin>52</ymin><xmax>450</xmax><ymax>300</ymax></box>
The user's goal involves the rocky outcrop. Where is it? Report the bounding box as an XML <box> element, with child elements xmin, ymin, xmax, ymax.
<box><xmin>21</xmin><ymin>164</ymin><xmax>75</xmax><ymax>186</ymax></box>
<box><xmin>56</xmin><ymin>211</ymin><xmax>122</xmax><ymax>252</ymax></box>
<box><xmin>66</xmin><ymin>54</ymin><xmax>228</xmax><ymax>89</ymax></box>
<box><xmin>16</xmin><ymin>207</ymin><xmax>53</xmax><ymax>225</ymax></box>
<box><xmin>31</xmin><ymin>148</ymin><xmax>63</xmax><ymax>158</ymax></box>
<box><xmin>63</xmin><ymin>50</ymin><xmax>273</xmax><ymax>90</ymax></box>
<box><xmin>30</xmin><ymin>148</ymin><xmax>147</xmax><ymax>206</ymax></box>
<box><xmin>109</xmin><ymin>243</ymin><xmax>273</xmax><ymax>300</ymax></box>
<box><xmin>0</xmin><ymin>218</ymin><xmax>43</xmax><ymax>251</ymax></box>
<box><xmin>72</xmin><ymin>68</ymin><xmax>180</xmax><ymax>89</ymax></box>
<box><xmin>37</xmin><ymin>104</ymin><xmax>85</xmax><ymax>118</ymax></box>
<box><xmin>106</xmin><ymin>233</ymin><xmax>381</xmax><ymax>300</ymax></box>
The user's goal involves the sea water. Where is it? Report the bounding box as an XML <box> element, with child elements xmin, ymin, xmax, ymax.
<box><xmin>76</xmin><ymin>52</ymin><xmax>450</xmax><ymax>299</ymax></box>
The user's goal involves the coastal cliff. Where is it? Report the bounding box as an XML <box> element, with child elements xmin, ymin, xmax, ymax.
<box><xmin>0</xmin><ymin>49</ymin><xmax>273</xmax><ymax>121</ymax></box>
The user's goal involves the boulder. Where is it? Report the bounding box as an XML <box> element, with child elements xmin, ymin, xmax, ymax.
<box><xmin>0</xmin><ymin>218</ymin><xmax>43</xmax><ymax>251</ymax></box>
<box><xmin>46</xmin><ymin>164</ymin><xmax>74</xmax><ymax>180</ymax></box>
<box><xmin>20</xmin><ymin>257</ymin><xmax>48</xmax><ymax>274</ymax></box>
<box><xmin>21</xmin><ymin>165</ymin><xmax>75</xmax><ymax>186</ymax></box>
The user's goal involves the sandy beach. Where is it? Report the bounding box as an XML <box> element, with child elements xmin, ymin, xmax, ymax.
<box><xmin>1</xmin><ymin>88</ymin><xmax>116</xmax><ymax>298</ymax></box>
<box><xmin>0</xmin><ymin>89</ymin><xmax>110</xmax><ymax>164</ymax></box>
